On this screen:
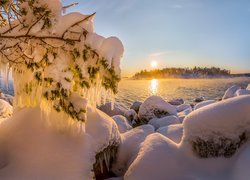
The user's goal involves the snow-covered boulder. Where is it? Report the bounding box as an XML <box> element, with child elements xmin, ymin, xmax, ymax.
<box><xmin>157</xmin><ymin>124</ymin><xmax>183</xmax><ymax>143</ymax></box>
<box><xmin>112</xmin><ymin>125</ymin><xmax>154</xmax><ymax>176</ymax></box>
<box><xmin>125</xmin><ymin>133</ymin><xmax>234</xmax><ymax>180</ymax></box>
<box><xmin>222</xmin><ymin>85</ymin><xmax>241</xmax><ymax>100</ymax></box>
<box><xmin>99</xmin><ymin>102</ymin><xmax>137</xmax><ymax>123</ymax></box>
<box><xmin>130</xmin><ymin>101</ymin><xmax>142</xmax><ymax>113</ymax></box>
<box><xmin>177</xmin><ymin>104</ymin><xmax>192</xmax><ymax>112</ymax></box>
<box><xmin>138</xmin><ymin>96</ymin><xmax>177</xmax><ymax>124</ymax></box>
<box><xmin>178</xmin><ymin>115</ymin><xmax>186</xmax><ymax>123</ymax></box>
<box><xmin>183</xmin><ymin>95</ymin><xmax>250</xmax><ymax>158</ymax></box>
<box><xmin>0</xmin><ymin>92</ymin><xmax>13</xmax><ymax>105</ymax></box>
<box><xmin>178</xmin><ymin>106</ymin><xmax>193</xmax><ymax>117</ymax></box>
<box><xmin>0</xmin><ymin>99</ymin><xmax>13</xmax><ymax>121</ymax></box>
<box><xmin>148</xmin><ymin>115</ymin><xmax>180</xmax><ymax>130</ymax></box>
<box><xmin>194</xmin><ymin>97</ymin><xmax>205</xmax><ymax>103</ymax></box>
<box><xmin>194</xmin><ymin>100</ymin><xmax>216</xmax><ymax>110</ymax></box>
<box><xmin>168</xmin><ymin>98</ymin><xmax>184</xmax><ymax>106</ymax></box>
<box><xmin>112</xmin><ymin>115</ymin><xmax>132</xmax><ymax>133</ymax></box>
<box><xmin>235</xmin><ymin>89</ymin><xmax>250</xmax><ymax>96</ymax></box>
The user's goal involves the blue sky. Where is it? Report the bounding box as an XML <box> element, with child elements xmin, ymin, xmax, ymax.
<box><xmin>63</xmin><ymin>0</ymin><xmax>250</xmax><ymax>76</ymax></box>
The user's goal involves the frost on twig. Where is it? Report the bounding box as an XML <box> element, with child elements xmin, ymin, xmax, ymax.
<box><xmin>0</xmin><ymin>0</ymin><xmax>124</xmax><ymax>124</ymax></box>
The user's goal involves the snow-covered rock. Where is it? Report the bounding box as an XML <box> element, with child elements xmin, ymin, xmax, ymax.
<box><xmin>178</xmin><ymin>106</ymin><xmax>193</xmax><ymax>117</ymax></box>
<box><xmin>112</xmin><ymin>115</ymin><xmax>132</xmax><ymax>133</ymax></box>
<box><xmin>130</xmin><ymin>101</ymin><xmax>142</xmax><ymax>113</ymax></box>
<box><xmin>148</xmin><ymin>115</ymin><xmax>180</xmax><ymax>130</ymax></box>
<box><xmin>235</xmin><ymin>89</ymin><xmax>250</xmax><ymax>96</ymax></box>
<box><xmin>222</xmin><ymin>85</ymin><xmax>241</xmax><ymax>100</ymax></box>
<box><xmin>0</xmin><ymin>92</ymin><xmax>13</xmax><ymax>105</ymax></box>
<box><xmin>194</xmin><ymin>97</ymin><xmax>205</xmax><ymax>103</ymax></box>
<box><xmin>0</xmin><ymin>99</ymin><xmax>13</xmax><ymax>121</ymax></box>
<box><xmin>112</xmin><ymin>125</ymin><xmax>154</xmax><ymax>176</ymax></box>
<box><xmin>125</xmin><ymin>133</ymin><xmax>234</xmax><ymax>180</ymax></box>
<box><xmin>178</xmin><ymin>115</ymin><xmax>186</xmax><ymax>123</ymax></box>
<box><xmin>168</xmin><ymin>98</ymin><xmax>184</xmax><ymax>106</ymax></box>
<box><xmin>138</xmin><ymin>96</ymin><xmax>177</xmax><ymax>123</ymax></box>
<box><xmin>99</xmin><ymin>102</ymin><xmax>136</xmax><ymax>123</ymax></box>
<box><xmin>194</xmin><ymin>100</ymin><xmax>216</xmax><ymax>110</ymax></box>
<box><xmin>157</xmin><ymin>124</ymin><xmax>183</xmax><ymax>143</ymax></box>
<box><xmin>177</xmin><ymin>104</ymin><xmax>192</xmax><ymax>112</ymax></box>
<box><xmin>183</xmin><ymin>95</ymin><xmax>250</xmax><ymax>158</ymax></box>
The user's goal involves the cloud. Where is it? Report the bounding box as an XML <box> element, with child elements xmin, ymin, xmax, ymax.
<box><xmin>149</xmin><ymin>51</ymin><xmax>170</xmax><ymax>57</ymax></box>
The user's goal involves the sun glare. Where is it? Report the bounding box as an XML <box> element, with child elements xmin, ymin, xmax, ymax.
<box><xmin>151</xmin><ymin>61</ymin><xmax>158</xmax><ymax>68</ymax></box>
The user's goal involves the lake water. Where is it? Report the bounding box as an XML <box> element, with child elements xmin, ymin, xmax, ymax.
<box><xmin>116</xmin><ymin>77</ymin><xmax>250</xmax><ymax>108</ymax></box>
<box><xmin>1</xmin><ymin>77</ymin><xmax>250</xmax><ymax>108</ymax></box>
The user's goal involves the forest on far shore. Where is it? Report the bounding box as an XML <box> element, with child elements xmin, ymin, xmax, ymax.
<box><xmin>132</xmin><ymin>67</ymin><xmax>235</xmax><ymax>79</ymax></box>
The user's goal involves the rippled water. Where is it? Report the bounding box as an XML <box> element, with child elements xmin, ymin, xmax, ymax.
<box><xmin>1</xmin><ymin>76</ymin><xmax>250</xmax><ymax>109</ymax></box>
<box><xmin>116</xmin><ymin>77</ymin><xmax>250</xmax><ymax>108</ymax></box>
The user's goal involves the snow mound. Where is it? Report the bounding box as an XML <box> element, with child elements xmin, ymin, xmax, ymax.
<box><xmin>0</xmin><ymin>107</ymin><xmax>94</xmax><ymax>179</ymax></box>
<box><xmin>235</xmin><ymin>89</ymin><xmax>250</xmax><ymax>96</ymax></box>
<box><xmin>130</xmin><ymin>101</ymin><xmax>142</xmax><ymax>113</ymax></box>
<box><xmin>194</xmin><ymin>100</ymin><xmax>216</xmax><ymax>110</ymax></box>
<box><xmin>148</xmin><ymin>115</ymin><xmax>180</xmax><ymax>130</ymax></box>
<box><xmin>157</xmin><ymin>124</ymin><xmax>183</xmax><ymax>143</ymax></box>
<box><xmin>183</xmin><ymin>95</ymin><xmax>250</xmax><ymax>158</ymax></box>
<box><xmin>112</xmin><ymin>125</ymin><xmax>154</xmax><ymax>176</ymax></box>
<box><xmin>222</xmin><ymin>85</ymin><xmax>241</xmax><ymax>100</ymax></box>
<box><xmin>0</xmin><ymin>99</ymin><xmax>13</xmax><ymax>121</ymax></box>
<box><xmin>138</xmin><ymin>96</ymin><xmax>177</xmax><ymax>123</ymax></box>
<box><xmin>112</xmin><ymin>115</ymin><xmax>132</xmax><ymax>133</ymax></box>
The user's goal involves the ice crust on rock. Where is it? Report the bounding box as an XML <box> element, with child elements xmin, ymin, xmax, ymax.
<box><xmin>0</xmin><ymin>99</ymin><xmax>13</xmax><ymax>121</ymax></box>
<box><xmin>138</xmin><ymin>96</ymin><xmax>177</xmax><ymax>123</ymax></box>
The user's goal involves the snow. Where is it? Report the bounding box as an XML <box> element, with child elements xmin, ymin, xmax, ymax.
<box><xmin>222</xmin><ymin>85</ymin><xmax>241</xmax><ymax>100</ymax></box>
<box><xmin>0</xmin><ymin>99</ymin><xmax>13</xmax><ymax>121</ymax></box>
<box><xmin>124</xmin><ymin>133</ymin><xmax>235</xmax><ymax>180</ymax></box>
<box><xmin>235</xmin><ymin>89</ymin><xmax>250</xmax><ymax>96</ymax></box>
<box><xmin>138</xmin><ymin>96</ymin><xmax>177</xmax><ymax>123</ymax></box>
<box><xmin>194</xmin><ymin>100</ymin><xmax>216</xmax><ymax>110</ymax></box>
<box><xmin>112</xmin><ymin>125</ymin><xmax>154</xmax><ymax>176</ymax></box>
<box><xmin>148</xmin><ymin>115</ymin><xmax>180</xmax><ymax>130</ymax></box>
<box><xmin>247</xmin><ymin>84</ymin><xmax>250</xmax><ymax>90</ymax></box>
<box><xmin>0</xmin><ymin>107</ymin><xmax>94</xmax><ymax>180</ymax></box>
<box><xmin>112</xmin><ymin>115</ymin><xmax>132</xmax><ymax>133</ymax></box>
<box><xmin>157</xmin><ymin>124</ymin><xmax>183</xmax><ymax>143</ymax></box>
<box><xmin>0</xmin><ymin>92</ymin><xmax>13</xmax><ymax>105</ymax></box>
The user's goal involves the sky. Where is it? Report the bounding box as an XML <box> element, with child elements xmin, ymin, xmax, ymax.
<box><xmin>63</xmin><ymin>0</ymin><xmax>250</xmax><ymax>77</ymax></box>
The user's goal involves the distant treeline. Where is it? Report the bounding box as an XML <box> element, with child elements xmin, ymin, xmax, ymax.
<box><xmin>132</xmin><ymin>67</ymin><xmax>232</xmax><ymax>79</ymax></box>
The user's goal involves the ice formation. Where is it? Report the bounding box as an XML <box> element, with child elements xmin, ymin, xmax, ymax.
<box><xmin>0</xmin><ymin>99</ymin><xmax>12</xmax><ymax>121</ymax></box>
<box><xmin>0</xmin><ymin>0</ymin><xmax>124</xmax><ymax>125</ymax></box>
<box><xmin>235</xmin><ymin>89</ymin><xmax>250</xmax><ymax>96</ymax></box>
<box><xmin>138</xmin><ymin>96</ymin><xmax>177</xmax><ymax>123</ymax></box>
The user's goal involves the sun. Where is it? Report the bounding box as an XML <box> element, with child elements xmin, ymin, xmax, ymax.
<box><xmin>151</xmin><ymin>61</ymin><xmax>158</xmax><ymax>68</ymax></box>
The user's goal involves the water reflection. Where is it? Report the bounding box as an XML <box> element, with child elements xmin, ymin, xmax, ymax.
<box><xmin>149</xmin><ymin>79</ymin><xmax>158</xmax><ymax>95</ymax></box>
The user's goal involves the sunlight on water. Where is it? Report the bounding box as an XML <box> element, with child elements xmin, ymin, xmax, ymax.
<box><xmin>149</xmin><ymin>79</ymin><xmax>158</xmax><ymax>95</ymax></box>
